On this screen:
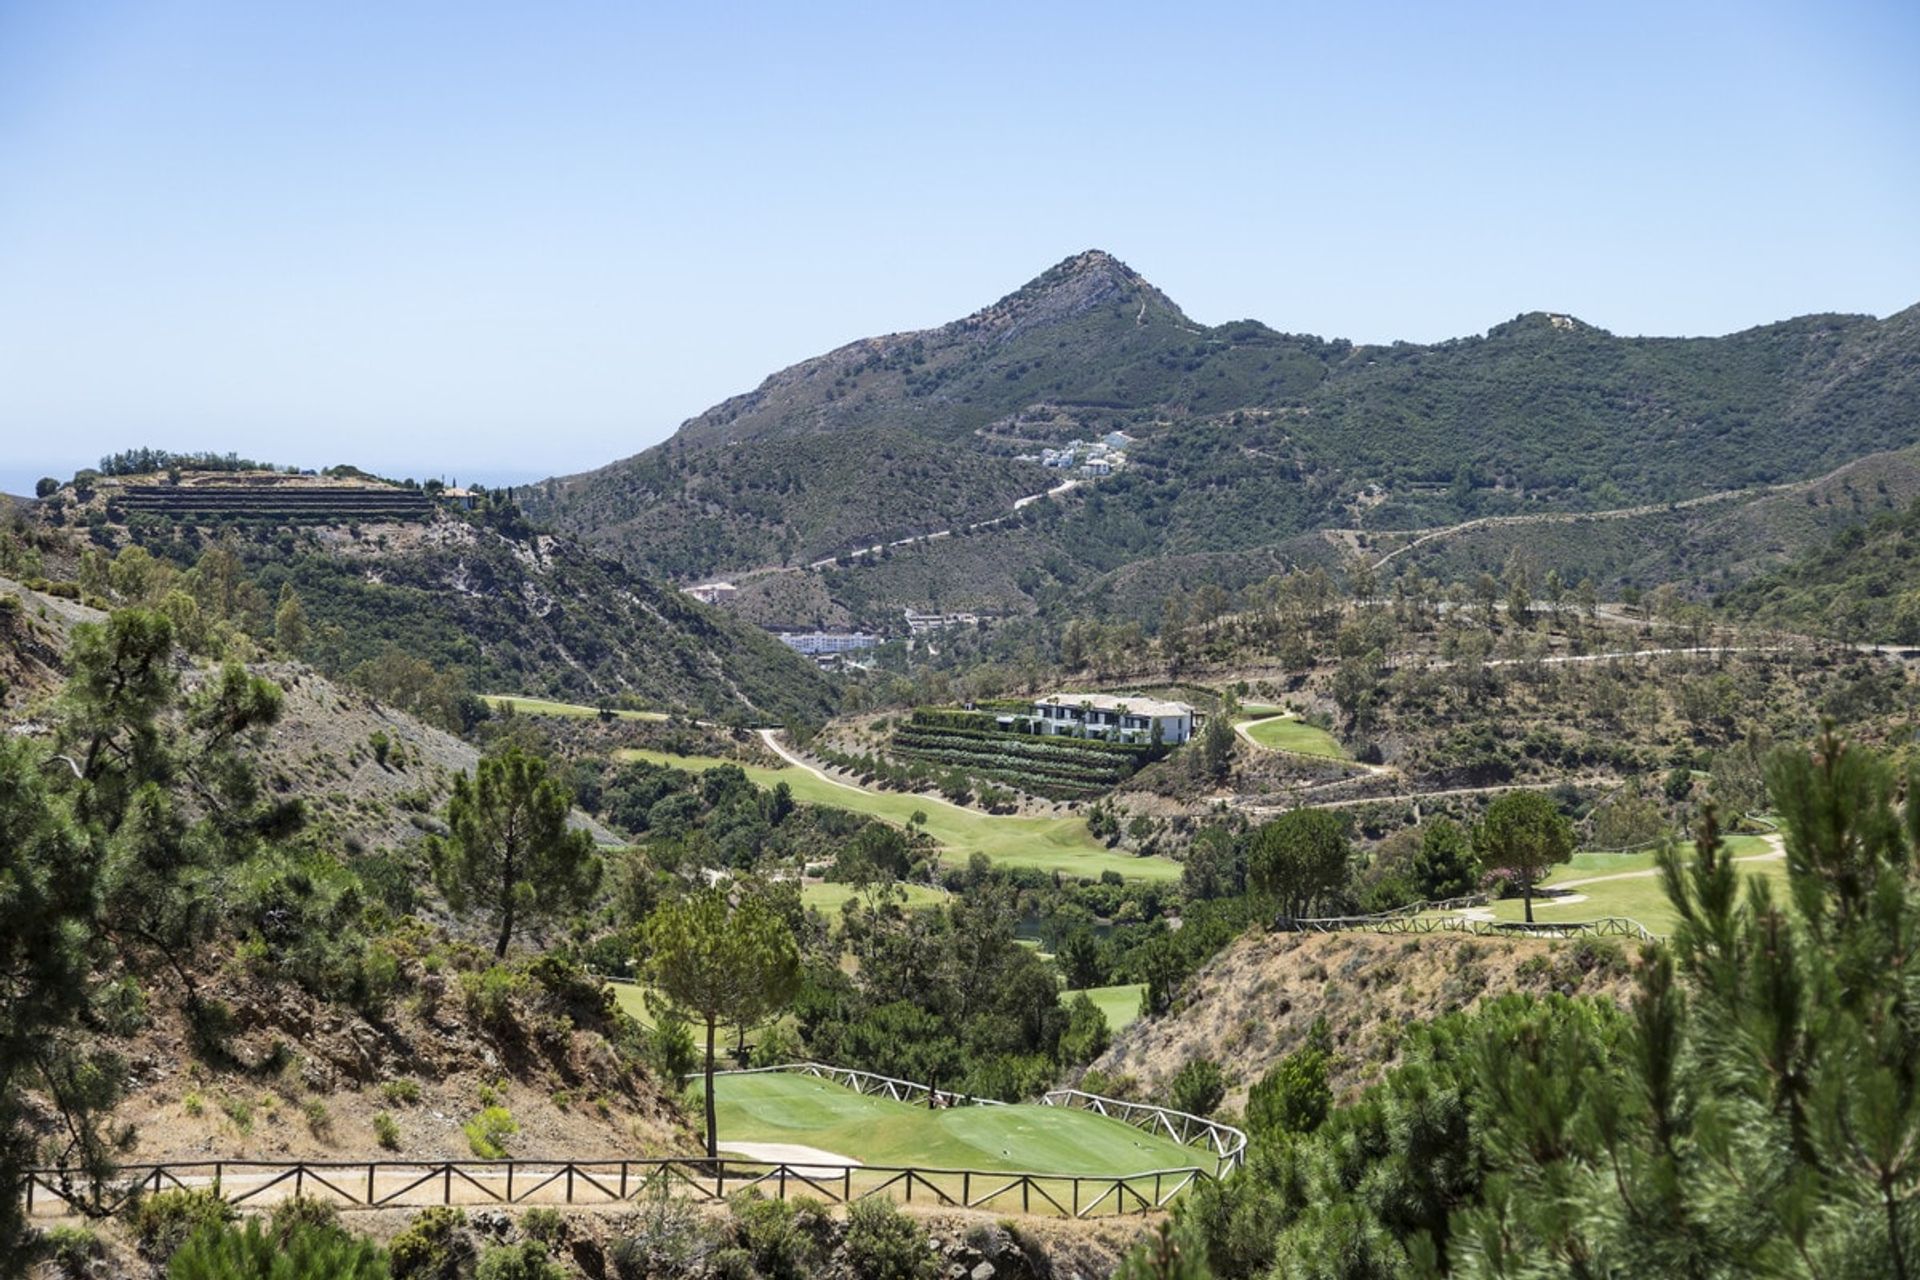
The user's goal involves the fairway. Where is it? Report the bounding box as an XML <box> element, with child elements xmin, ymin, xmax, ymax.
<box><xmin>1238</xmin><ymin>713</ymin><xmax>1348</xmax><ymax>759</ymax></box>
<box><xmin>1065</xmin><ymin>983</ymin><xmax>1146</xmax><ymax>1032</ymax></box>
<box><xmin>1480</xmin><ymin>835</ymin><xmax>1782</xmax><ymax>934</ymax></box>
<box><xmin>488</xmin><ymin>694</ymin><xmax>667</xmax><ymax>722</ymax></box>
<box><xmin>801</xmin><ymin>881</ymin><xmax>949</xmax><ymax>913</ymax></box>
<box><xmin>615</xmin><ymin>748</ymin><xmax>1182</xmax><ymax>882</ymax></box>
<box><xmin>708</xmin><ymin>1073</ymin><xmax>1210</xmax><ymax>1175</ymax></box>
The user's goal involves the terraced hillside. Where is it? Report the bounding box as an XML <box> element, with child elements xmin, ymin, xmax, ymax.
<box><xmin>111</xmin><ymin>480</ymin><xmax>433</xmax><ymax>523</ymax></box>
<box><xmin>888</xmin><ymin>709</ymin><xmax>1154</xmax><ymax>799</ymax></box>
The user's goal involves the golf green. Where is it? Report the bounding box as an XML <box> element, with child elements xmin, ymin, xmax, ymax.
<box><xmin>707</xmin><ymin>1073</ymin><xmax>1210</xmax><ymax>1175</ymax></box>
<box><xmin>614</xmin><ymin>748</ymin><xmax>1181</xmax><ymax>883</ymax></box>
<box><xmin>1065</xmin><ymin>984</ymin><xmax>1147</xmax><ymax>1032</ymax></box>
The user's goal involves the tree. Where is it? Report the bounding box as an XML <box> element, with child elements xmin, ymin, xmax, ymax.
<box><xmin>1199</xmin><ymin>713</ymin><xmax>1235</xmax><ymax>784</ymax></box>
<box><xmin>1056</xmin><ymin>928</ymin><xmax>1103</xmax><ymax>989</ymax></box>
<box><xmin>645</xmin><ymin>889</ymin><xmax>801</xmax><ymax>1157</ymax></box>
<box><xmin>33</xmin><ymin>477</ymin><xmax>57</xmax><ymax>499</ymax></box>
<box><xmin>1245</xmin><ymin>1020</ymin><xmax>1332</xmax><ymax>1140</ymax></box>
<box><xmin>1170</xmin><ymin>1058</ymin><xmax>1226</xmax><ymax>1116</ymax></box>
<box><xmin>1246</xmin><ymin>809</ymin><xmax>1351</xmax><ymax>920</ymax></box>
<box><xmin>273</xmin><ymin>582</ymin><xmax>308</xmax><ymax>656</ymax></box>
<box><xmin>432</xmin><ymin>747</ymin><xmax>601</xmax><ymax>958</ymax></box>
<box><xmin>1412</xmin><ymin>817</ymin><xmax>1479</xmax><ymax>900</ymax></box>
<box><xmin>1473</xmin><ymin>791</ymin><xmax>1573</xmax><ymax>922</ymax></box>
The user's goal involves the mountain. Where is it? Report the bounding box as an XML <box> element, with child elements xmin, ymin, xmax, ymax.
<box><xmin>30</xmin><ymin>471</ymin><xmax>839</xmax><ymax>724</ymax></box>
<box><xmin>524</xmin><ymin>251</ymin><xmax>1920</xmax><ymax>621</ymax></box>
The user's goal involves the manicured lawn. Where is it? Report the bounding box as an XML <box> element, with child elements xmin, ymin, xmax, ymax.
<box><xmin>708</xmin><ymin>1073</ymin><xmax>1209</xmax><ymax>1175</ymax></box>
<box><xmin>614</xmin><ymin>748</ymin><xmax>1182</xmax><ymax>883</ymax></box>
<box><xmin>1065</xmin><ymin>984</ymin><xmax>1146</xmax><ymax>1032</ymax></box>
<box><xmin>1238</xmin><ymin>714</ymin><xmax>1348</xmax><ymax>760</ymax></box>
<box><xmin>487</xmin><ymin>694</ymin><xmax>667</xmax><ymax>721</ymax></box>
<box><xmin>1483</xmin><ymin>835</ymin><xmax>1783</xmax><ymax>934</ymax></box>
<box><xmin>800</xmin><ymin>881</ymin><xmax>949</xmax><ymax>914</ymax></box>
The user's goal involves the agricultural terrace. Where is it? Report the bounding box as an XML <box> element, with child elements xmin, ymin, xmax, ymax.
<box><xmin>709</xmin><ymin>1073</ymin><xmax>1210</xmax><ymax>1176</ymax></box>
<box><xmin>887</xmin><ymin>708</ymin><xmax>1168</xmax><ymax>800</ymax></box>
<box><xmin>613</xmin><ymin>748</ymin><xmax>1182</xmax><ymax>882</ymax></box>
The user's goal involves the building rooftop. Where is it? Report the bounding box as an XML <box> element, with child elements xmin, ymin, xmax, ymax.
<box><xmin>1034</xmin><ymin>692</ymin><xmax>1193</xmax><ymax>718</ymax></box>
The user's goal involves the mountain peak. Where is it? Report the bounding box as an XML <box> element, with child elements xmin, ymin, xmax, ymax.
<box><xmin>959</xmin><ymin>249</ymin><xmax>1186</xmax><ymax>339</ymax></box>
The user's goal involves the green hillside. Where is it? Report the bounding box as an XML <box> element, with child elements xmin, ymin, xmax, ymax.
<box><xmin>1720</xmin><ymin>495</ymin><xmax>1920</xmax><ymax>641</ymax></box>
<box><xmin>523</xmin><ymin>252</ymin><xmax>1920</xmax><ymax>612</ymax></box>
<box><xmin>709</xmin><ymin>1073</ymin><xmax>1210</xmax><ymax>1175</ymax></box>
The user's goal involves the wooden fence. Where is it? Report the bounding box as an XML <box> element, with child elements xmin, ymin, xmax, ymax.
<box><xmin>25</xmin><ymin>1155</ymin><xmax>1213</xmax><ymax>1221</ymax></box>
<box><xmin>1277</xmin><ymin>910</ymin><xmax>1655</xmax><ymax>941</ymax></box>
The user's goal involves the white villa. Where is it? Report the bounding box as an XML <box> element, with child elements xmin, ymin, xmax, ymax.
<box><xmin>683</xmin><ymin>581</ymin><xmax>737</xmax><ymax>605</ymax></box>
<box><xmin>1016</xmin><ymin>693</ymin><xmax>1197</xmax><ymax>745</ymax></box>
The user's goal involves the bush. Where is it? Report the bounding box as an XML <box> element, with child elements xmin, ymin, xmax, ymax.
<box><xmin>650</xmin><ymin>1012</ymin><xmax>698</xmax><ymax>1083</ymax></box>
<box><xmin>374</xmin><ymin>1111</ymin><xmax>402</xmax><ymax>1150</ymax></box>
<box><xmin>382</xmin><ymin>1077</ymin><xmax>423</xmax><ymax>1106</ymax></box>
<box><xmin>476</xmin><ymin>1241</ymin><xmax>566</xmax><ymax>1280</ymax></box>
<box><xmin>727</xmin><ymin>1192</ymin><xmax>828</xmax><ymax>1280</ymax></box>
<box><xmin>748</xmin><ymin>1022</ymin><xmax>801</xmax><ymax>1068</ymax></box>
<box><xmin>1169</xmin><ymin>1058</ymin><xmax>1226</xmax><ymax>1117</ymax></box>
<box><xmin>1246</xmin><ymin>1029</ymin><xmax>1332</xmax><ymax>1139</ymax></box>
<box><xmin>131</xmin><ymin>1189</ymin><xmax>236</xmax><ymax>1261</ymax></box>
<box><xmin>165</xmin><ymin>1216</ymin><xmax>385</xmax><ymax>1280</ymax></box>
<box><xmin>519</xmin><ymin>1207</ymin><xmax>567</xmax><ymax>1246</ymax></box>
<box><xmin>843</xmin><ymin>1198</ymin><xmax>936</xmax><ymax>1280</ymax></box>
<box><xmin>461</xmin><ymin>965</ymin><xmax>526</xmax><ymax>1033</ymax></box>
<box><xmin>610</xmin><ymin>1182</ymin><xmax>705</xmax><ymax>1279</ymax></box>
<box><xmin>389</xmin><ymin>1207</ymin><xmax>474</xmax><ymax>1280</ymax></box>
<box><xmin>42</xmin><ymin>1225</ymin><xmax>103</xmax><ymax>1278</ymax></box>
<box><xmin>464</xmin><ymin>1106</ymin><xmax>519</xmax><ymax>1158</ymax></box>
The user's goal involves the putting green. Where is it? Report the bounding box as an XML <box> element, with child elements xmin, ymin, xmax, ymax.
<box><xmin>1065</xmin><ymin>984</ymin><xmax>1146</xmax><ymax>1032</ymax></box>
<box><xmin>707</xmin><ymin>1073</ymin><xmax>1209</xmax><ymax>1175</ymax></box>
<box><xmin>1481</xmin><ymin>835</ymin><xmax>1783</xmax><ymax>934</ymax></box>
<box><xmin>488</xmin><ymin>695</ymin><xmax>667</xmax><ymax>721</ymax></box>
<box><xmin>1238</xmin><ymin>714</ymin><xmax>1347</xmax><ymax>759</ymax></box>
<box><xmin>614</xmin><ymin>748</ymin><xmax>1181</xmax><ymax>883</ymax></box>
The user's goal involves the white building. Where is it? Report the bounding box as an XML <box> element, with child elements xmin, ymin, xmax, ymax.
<box><xmin>1024</xmin><ymin>693</ymin><xmax>1196</xmax><ymax>744</ymax></box>
<box><xmin>684</xmin><ymin>582</ymin><xmax>737</xmax><ymax>605</ymax></box>
<box><xmin>777</xmin><ymin>631</ymin><xmax>879</xmax><ymax>656</ymax></box>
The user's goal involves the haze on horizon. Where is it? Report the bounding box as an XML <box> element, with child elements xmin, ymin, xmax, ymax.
<box><xmin>1</xmin><ymin>0</ymin><xmax>1916</xmax><ymax>496</ymax></box>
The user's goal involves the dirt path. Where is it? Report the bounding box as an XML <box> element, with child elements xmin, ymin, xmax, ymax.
<box><xmin>755</xmin><ymin>728</ymin><xmax>869</xmax><ymax>795</ymax></box>
<box><xmin>1358</xmin><ymin>482</ymin><xmax>1804</xmax><ymax>571</ymax></box>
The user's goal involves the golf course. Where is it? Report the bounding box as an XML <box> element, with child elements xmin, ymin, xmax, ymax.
<box><xmin>486</xmin><ymin>694</ymin><xmax>668</xmax><ymax>721</ymax></box>
<box><xmin>1235</xmin><ymin>711</ymin><xmax>1348</xmax><ymax>759</ymax></box>
<box><xmin>614</xmin><ymin>747</ymin><xmax>1182</xmax><ymax>882</ymax></box>
<box><xmin>707</xmin><ymin>1072</ymin><xmax>1210</xmax><ymax>1175</ymax></box>
<box><xmin>1470</xmin><ymin>834</ymin><xmax>1783</xmax><ymax>934</ymax></box>
<box><xmin>1065</xmin><ymin>983</ymin><xmax>1147</xmax><ymax>1032</ymax></box>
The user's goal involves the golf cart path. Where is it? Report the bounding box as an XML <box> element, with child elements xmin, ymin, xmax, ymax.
<box><xmin>717</xmin><ymin>1142</ymin><xmax>862</xmax><ymax>1177</ymax></box>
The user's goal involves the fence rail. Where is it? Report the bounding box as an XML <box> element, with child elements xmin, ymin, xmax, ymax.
<box><xmin>24</xmin><ymin>1155</ymin><xmax>1213</xmax><ymax>1221</ymax></box>
<box><xmin>1277</xmin><ymin>911</ymin><xmax>1655</xmax><ymax>941</ymax></box>
<box><xmin>710</xmin><ymin>1063</ymin><xmax>1247</xmax><ymax>1169</ymax></box>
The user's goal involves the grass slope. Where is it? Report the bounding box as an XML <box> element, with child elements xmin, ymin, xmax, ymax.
<box><xmin>614</xmin><ymin>748</ymin><xmax>1181</xmax><ymax>882</ymax></box>
<box><xmin>486</xmin><ymin>694</ymin><xmax>669</xmax><ymax>721</ymax></box>
<box><xmin>1066</xmin><ymin>984</ymin><xmax>1147</xmax><ymax>1033</ymax></box>
<box><xmin>1238</xmin><ymin>714</ymin><xmax>1348</xmax><ymax>759</ymax></box>
<box><xmin>1481</xmin><ymin>835</ymin><xmax>1781</xmax><ymax>934</ymax></box>
<box><xmin>708</xmin><ymin>1073</ymin><xmax>1208</xmax><ymax>1174</ymax></box>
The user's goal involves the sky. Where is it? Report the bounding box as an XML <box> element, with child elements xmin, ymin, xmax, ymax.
<box><xmin>1</xmin><ymin>1</ymin><xmax>1916</xmax><ymax>496</ymax></box>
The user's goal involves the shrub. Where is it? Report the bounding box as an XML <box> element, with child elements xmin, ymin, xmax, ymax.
<box><xmin>132</xmin><ymin>1189</ymin><xmax>236</xmax><ymax>1261</ymax></box>
<box><xmin>461</xmin><ymin>965</ymin><xmax>526</xmax><ymax>1033</ymax></box>
<box><xmin>389</xmin><ymin>1207</ymin><xmax>474</xmax><ymax>1280</ymax></box>
<box><xmin>1246</xmin><ymin>1028</ymin><xmax>1332</xmax><ymax>1139</ymax></box>
<box><xmin>844</xmin><ymin>1198</ymin><xmax>936</xmax><ymax>1280</ymax></box>
<box><xmin>476</xmin><ymin>1241</ymin><xmax>565</xmax><ymax>1280</ymax></box>
<box><xmin>519</xmin><ymin>1207</ymin><xmax>567</xmax><ymax>1246</ymax></box>
<box><xmin>727</xmin><ymin>1191</ymin><xmax>827</xmax><ymax>1280</ymax></box>
<box><xmin>650</xmin><ymin>1013</ymin><xmax>698</xmax><ymax>1083</ymax></box>
<box><xmin>303</xmin><ymin>1098</ymin><xmax>333</xmax><ymax>1139</ymax></box>
<box><xmin>1169</xmin><ymin>1058</ymin><xmax>1226</xmax><ymax>1117</ymax></box>
<box><xmin>464</xmin><ymin>1106</ymin><xmax>518</xmax><ymax>1158</ymax></box>
<box><xmin>610</xmin><ymin>1182</ymin><xmax>705</xmax><ymax>1279</ymax></box>
<box><xmin>382</xmin><ymin>1077</ymin><xmax>423</xmax><ymax>1106</ymax></box>
<box><xmin>166</xmin><ymin>1217</ymin><xmax>386</xmax><ymax>1280</ymax></box>
<box><xmin>182</xmin><ymin>1090</ymin><xmax>205</xmax><ymax>1117</ymax></box>
<box><xmin>374</xmin><ymin>1111</ymin><xmax>402</xmax><ymax>1151</ymax></box>
<box><xmin>42</xmin><ymin>1224</ymin><xmax>103</xmax><ymax>1278</ymax></box>
<box><xmin>748</xmin><ymin>1022</ymin><xmax>801</xmax><ymax>1068</ymax></box>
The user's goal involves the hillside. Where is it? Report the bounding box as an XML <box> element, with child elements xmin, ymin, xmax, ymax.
<box><xmin>1720</xmin><ymin>493</ymin><xmax>1920</xmax><ymax>641</ymax></box>
<box><xmin>39</xmin><ymin>471</ymin><xmax>839</xmax><ymax>724</ymax></box>
<box><xmin>523</xmin><ymin>252</ymin><xmax>1920</xmax><ymax>620</ymax></box>
<box><xmin>1092</xmin><ymin>928</ymin><xmax>1637</xmax><ymax>1107</ymax></box>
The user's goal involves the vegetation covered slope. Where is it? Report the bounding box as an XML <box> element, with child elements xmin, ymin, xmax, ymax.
<box><xmin>1720</xmin><ymin>493</ymin><xmax>1920</xmax><ymax>641</ymax></box>
<box><xmin>33</xmin><ymin>477</ymin><xmax>838</xmax><ymax>724</ymax></box>
<box><xmin>524</xmin><ymin>250</ymin><xmax>1920</xmax><ymax>592</ymax></box>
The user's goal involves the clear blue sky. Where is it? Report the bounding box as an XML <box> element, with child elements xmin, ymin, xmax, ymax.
<box><xmin>2</xmin><ymin>1</ymin><xmax>1916</xmax><ymax>495</ymax></box>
